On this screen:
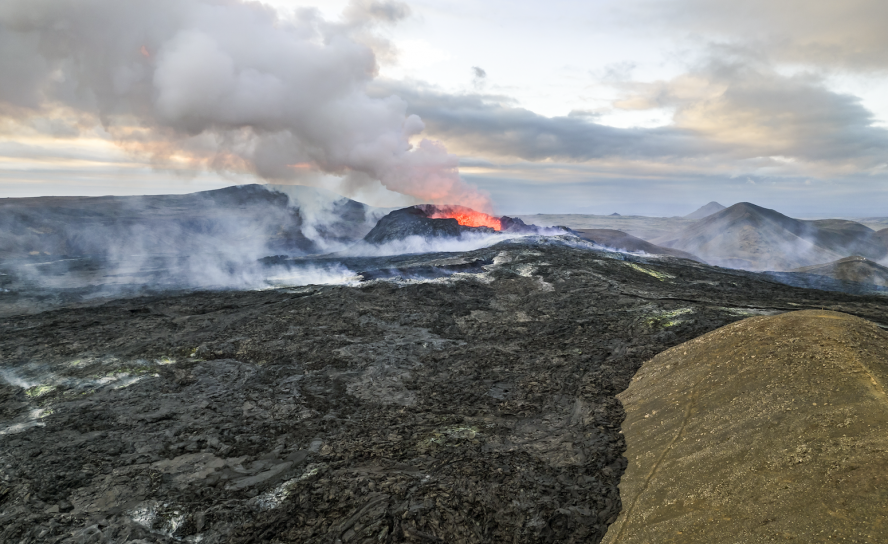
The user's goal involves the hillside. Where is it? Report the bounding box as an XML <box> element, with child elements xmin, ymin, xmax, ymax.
<box><xmin>573</xmin><ymin>229</ymin><xmax>704</xmax><ymax>262</ymax></box>
<box><xmin>515</xmin><ymin>214</ymin><xmax>695</xmax><ymax>241</ymax></box>
<box><xmin>683</xmin><ymin>201</ymin><xmax>725</xmax><ymax>219</ymax></box>
<box><xmin>604</xmin><ymin>310</ymin><xmax>888</xmax><ymax>543</ymax></box>
<box><xmin>874</xmin><ymin>228</ymin><xmax>888</xmax><ymax>250</ymax></box>
<box><xmin>0</xmin><ymin>185</ymin><xmax>382</xmax><ymax>260</ymax></box>
<box><xmin>654</xmin><ymin>202</ymin><xmax>887</xmax><ymax>270</ymax></box>
<box><xmin>791</xmin><ymin>255</ymin><xmax>888</xmax><ymax>287</ymax></box>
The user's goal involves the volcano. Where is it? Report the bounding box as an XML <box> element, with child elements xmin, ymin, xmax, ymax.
<box><xmin>363</xmin><ymin>204</ymin><xmax>543</xmax><ymax>245</ymax></box>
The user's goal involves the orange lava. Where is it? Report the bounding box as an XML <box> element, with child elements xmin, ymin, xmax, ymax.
<box><xmin>428</xmin><ymin>206</ymin><xmax>502</xmax><ymax>231</ymax></box>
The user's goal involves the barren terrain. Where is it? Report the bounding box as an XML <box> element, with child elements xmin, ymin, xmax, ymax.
<box><xmin>2</xmin><ymin>239</ymin><xmax>887</xmax><ymax>543</ymax></box>
<box><xmin>606</xmin><ymin>310</ymin><xmax>888</xmax><ymax>543</ymax></box>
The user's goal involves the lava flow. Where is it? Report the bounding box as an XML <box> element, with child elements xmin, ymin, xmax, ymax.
<box><xmin>424</xmin><ymin>205</ymin><xmax>503</xmax><ymax>231</ymax></box>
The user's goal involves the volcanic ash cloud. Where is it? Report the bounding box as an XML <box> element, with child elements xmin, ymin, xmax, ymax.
<box><xmin>0</xmin><ymin>0</ymin><xmax>490</xmax><ymax>210</ymax></box>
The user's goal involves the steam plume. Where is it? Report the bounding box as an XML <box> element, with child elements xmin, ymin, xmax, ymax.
<box><xmin>0</xmin><ymin>0</ymin><xmax>490</xmax><ymax>209</ymax></box>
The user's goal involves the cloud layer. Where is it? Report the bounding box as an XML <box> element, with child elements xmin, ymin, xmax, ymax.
<box><xmin>0</xmin><ymin>0</ymin><xmax>491</xmax><ymax>209</ymax></box>
<box><xmin>2</xmin><ymin>0</ymin><xmax>887</xmax><ymax>217</ymax></box>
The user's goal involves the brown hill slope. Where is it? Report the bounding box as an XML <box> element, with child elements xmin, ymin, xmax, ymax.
<box><xmin>654</xmin><ymin>202</ymin><xmax>886</xmax><ymax>270</ymax></box>
<box><xmin>573</xmin><ymin>229</ymin><xmax>704</xmax><ymax>262</ymax></box>
<box><xmin>604</xmin><ymin>310</ymin><xmax>888</xmax><ymax>544</ymax></box>
<box><xmin>791</xmin><ymin>255</ymin><xmax>888</xmax><ymax>287</ymax></box>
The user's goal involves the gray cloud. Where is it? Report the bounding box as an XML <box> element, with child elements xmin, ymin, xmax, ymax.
<box><xmin>638</xmin><ymin>0</ymin><xmax>888</xmax><ymax>70</ymax></box>
<box><xmin>616</xmin><ymin>50</ymin><xmax>888</xmax><ymax>168</ymax></box>
<box><xmin>0</xmin><ymin>0</ymin><xmax>491</xmax><ymax>209</ymax></box>
<box><xmin>376</xmin><ymin>48</ymin><xmax>888</xmax><ymax>176</ymax></box>
<box><xmin>342</xmin><ymin>0</ymin><xmax>411</xmax><ymax>24</ymax></box>
<box><xmin>377</xmin><ymin>81</ymin><xmax>721</xmax><ymax>162</ymax></box>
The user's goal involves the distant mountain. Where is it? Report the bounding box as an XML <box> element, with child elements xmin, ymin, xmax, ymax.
<box><xmin>874</xmin><ymin>228</ymin><xmax>888</xmax><ymax>251</ymax></box>
<box><xmin>791</xmin><ymin>256</ymin><xmax>888</xmax><ymax>287</ymax></box>
<box><xmin>0</xmin><ymin>184</ymin><xmax>384</xmax><ymax>259</ymax></box>
<box><xmin>654</xmin><ymin>202</ymin><xmax>888</xmax><ymax>271</ymax></box>
<box><xmin>573</xmin><ymin>229</ymin><xmax>704</xmax><ymax>262</ymax></box>
<box><xmin>684</xmin><ymin>201</ymin><xmax>726</xmax><ymax>220</ymax></box>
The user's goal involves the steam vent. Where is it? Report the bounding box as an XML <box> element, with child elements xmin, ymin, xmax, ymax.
<box><xmin>603</xmin><ymin>310</ymin><xmax>888</xmax><ymax>543</ymax></box>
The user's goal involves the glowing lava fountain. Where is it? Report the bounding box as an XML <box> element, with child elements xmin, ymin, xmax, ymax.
<box><xmin>421</xmin><ymin>205</ymin><xmax>503</xmax><ymax>231</ymax></box>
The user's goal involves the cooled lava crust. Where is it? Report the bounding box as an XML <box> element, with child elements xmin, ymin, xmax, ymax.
<box><xmin>1</xmin><ymin>241</ymin><xmax>888</xmax><ymax>543</ymax></box>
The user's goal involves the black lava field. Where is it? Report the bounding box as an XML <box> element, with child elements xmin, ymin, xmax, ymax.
<box><xmin>2</xmin><ymin>239</ymin><xmax>887</xmax><ymax>543</ymax></box>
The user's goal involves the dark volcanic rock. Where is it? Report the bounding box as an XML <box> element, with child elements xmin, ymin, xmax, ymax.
<box><xmin>363</xmin><ymin>205</ymin><xmax>555</xmax><ymax>245</ymax></box>
<box><xmin>363</xmin><ymin>206</ymin><xmax>491</xmax><ymax>244</ymax></box>
<box><xmin>498</xmin><ymin>215</ymin><xmax>538</xmax><ymax>233</ymax></box>
<box><xmin>1</xmin><ymin>241</ymin><xmax>887</xmax><ymax>543</ymax></box>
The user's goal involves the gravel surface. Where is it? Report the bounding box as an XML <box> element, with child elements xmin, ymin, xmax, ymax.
<box><xmin>605</xmin><ymin>310</ymin><xmax>888</xmax><ymax>543</ymax></box>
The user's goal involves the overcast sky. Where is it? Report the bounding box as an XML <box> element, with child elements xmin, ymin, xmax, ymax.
<box><xmin>1</xmin><ymin>0</ymin><xmax>887</xmax><ymax>216</ymax></box>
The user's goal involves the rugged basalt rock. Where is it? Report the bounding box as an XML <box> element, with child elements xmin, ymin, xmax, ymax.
<box><xmin>1</xmin><ymin>241</ymin><xmax>887</xmax><ymax>543</ymax></box>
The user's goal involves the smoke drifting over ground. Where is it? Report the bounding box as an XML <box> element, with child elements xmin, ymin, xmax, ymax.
<box><xmin>0</xmin><ymin>185</ymin><xmax>382</xmax><ymax>297</ymax></box>
<box><xmin>0</xmin><ymin>183</ymin><xmax>581</xmax><ymax>318</ymax></box>
<box><xmin>0</xmin><ymin>0</ymin><xmax>490</xmax><ymax>209</ymax></box>
<box><xmin>345</xmin><ymin>231</ymin><xmax>524</xmax><ymax>258</ymax></box>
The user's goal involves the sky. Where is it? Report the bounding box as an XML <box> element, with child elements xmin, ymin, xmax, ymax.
<box><xmin>1</xmin><ymin>0</ymin><xmax>887</xmax><ymax>217</ymax></box>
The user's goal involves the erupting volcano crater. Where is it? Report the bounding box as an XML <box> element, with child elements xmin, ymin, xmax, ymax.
<box><xmin>419</xmin><ymin>204</ymin><xmax>504</xmax><ymax>230</ymax></box>
<box><xmin>363</xmin><ymin>204</ymin><xmax>546</xmax><ymax>245</ymax></box>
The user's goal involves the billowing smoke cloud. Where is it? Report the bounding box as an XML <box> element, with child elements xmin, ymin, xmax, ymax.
<box><xmin>0</xmin><ymin>0</ymin><xmax>491</xmax><ymax>210</ymax></box>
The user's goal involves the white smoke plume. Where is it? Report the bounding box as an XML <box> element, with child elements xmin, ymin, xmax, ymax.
<box><xmin>0</xmin><ymin>0</ymin><xmax>491</xmax><ymax>210</ymax></box>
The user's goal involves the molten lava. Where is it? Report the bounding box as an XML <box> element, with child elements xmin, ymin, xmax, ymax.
<box><xmin>426</xmin><ymin>205</ymin><xmax>503</xmax><ymax>231</ymax></box>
